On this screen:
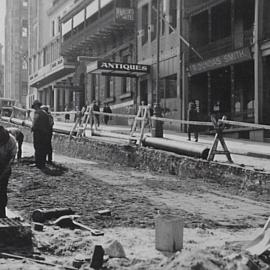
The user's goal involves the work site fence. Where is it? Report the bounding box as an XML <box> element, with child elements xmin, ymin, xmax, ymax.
<box><xmin>2</xmin><ymin>106</ymin><xmax>270</xmax><ymax>141</ymax></box>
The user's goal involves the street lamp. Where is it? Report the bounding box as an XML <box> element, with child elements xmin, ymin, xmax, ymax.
<box><xmin>152</xmin><ymin>0</ymin><xmax>163</xmax><ymax>138</ymax></box>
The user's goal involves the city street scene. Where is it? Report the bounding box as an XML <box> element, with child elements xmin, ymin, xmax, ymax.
<box><xmin>0</xmin><ymin>0</ymin><xmax>270</xmax><ymax>269</ymax></box>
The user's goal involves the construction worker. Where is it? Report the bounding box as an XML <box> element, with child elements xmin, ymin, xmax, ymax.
<box><xmin>41</xmin><ymin>105</ymin><xmax>54</xmax><ymax>164</ymax></box>
<box><xmin>31</xmin><ymin>100</ymin><xmax>51</xmax><ymax>169</ymax></box>
<box><xmin>6</xmin><ymin>127</ymin><xmax>24</xmax><ymax>160</ymax></box>
<box><xmin>0</xmin><ymin>126</ymin><xmax>17</xmax><ymax>218</ymax></box>
<box><xmin>187</xmin><ymin>101</ymin><xmax>199</xmax><ymax>142</ymax></box>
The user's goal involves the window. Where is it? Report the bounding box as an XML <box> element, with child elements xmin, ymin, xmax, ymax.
<box><xmin>151</xmin><ymin>0</ymin><xmax>157</xmax><ymax>41</ymax></box>
<box><xmin>121</xmin><ymin>55</ymin><xmax>130</xmax><ymax>94</ymax></box>
<box><xmin>161</xmin><ymin>0</ymin><xmax>166</xmax><ymax>35</ymax></box>
<box><xmin>160</xmin><ymin>74</ymin><xmax>177</xmax><ymax>99</ymax></box>
<box><xmin>142</xmin><ymin>4</ymin><xmax>149</xmax><ymax>45</ymax></box>
<box><xmin>52</xmin><ymin>20</ymin><xmax>55</xmax><ymax>37</ymax></box>
<box><xmin>211</xmin><ymin>0</ymin><xmax>231</xmax><ymax>41</ymax></box>
<box><xmin>22</xmin><ymin>19</ymin><xmax>28</xmax><ymax>37</ymax></box>
<box><xmin>169</xmin><ymin>0</ymin><xmax>177</xmax><ymax>33</ymax></box>
<box><xmin>22</xmin><ymin>82</ymin><xmax>28</xmax><ymax>96</ymax></box>
<box><xmin>22</xmin><ymin>59</ymin><xmax>28</xmax><ymax>70</ymax></box>
<box><xmin>22</xmin><ymin>0</ymin><xmax>28</xmax><ymax>7</ymax></box>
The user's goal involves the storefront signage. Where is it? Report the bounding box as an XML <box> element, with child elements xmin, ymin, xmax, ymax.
<box><xmin>115</xmin><ymin>8</ymin><xmax>134</xmax><ymax>21</ymax></box>
<box><xmin>189</xmin><ymin>47</ymin><xmax>252</xmax><ymax>75</ymax></box>
<box><xmin>97</xmin><ymin>61</ymin><xmax>150</xmax><ymax>73</ymax></box>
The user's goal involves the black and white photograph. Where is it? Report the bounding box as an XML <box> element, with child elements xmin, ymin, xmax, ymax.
<box><xmin>0</xmin><ymin>0</ymin><xmax>270</xmax><ymax>269</ymax></box>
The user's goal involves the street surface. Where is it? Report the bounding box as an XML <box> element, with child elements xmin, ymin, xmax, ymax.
<box><xmin>2</xmin><ymin>142</ymin><xmax>269</xmax><ymax>269</ymax></box>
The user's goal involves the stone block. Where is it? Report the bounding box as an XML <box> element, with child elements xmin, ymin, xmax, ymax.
<box><xmin>0</xmin><ymin>218</ymin><xmax>32</xmax><ymax>247</ymax></box>
<box><xmin>155</xmin><ymin>215</ymin><xmax>183</xmax><ymax>252</ymax></box>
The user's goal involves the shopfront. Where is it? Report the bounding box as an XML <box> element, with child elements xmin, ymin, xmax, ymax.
<box><xmin>188</xmin><ymin>47</ymin><xmax>253</xmax><ymax>121</ymax></box>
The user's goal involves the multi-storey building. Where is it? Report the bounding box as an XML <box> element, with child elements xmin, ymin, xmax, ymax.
<box><xmin>137</xmin><ymin>0</ymin><xmax>270</xmax><ymax>132</ymax></box>
<box><xmin>0</xmin><ymin>44</ymin><xmax>4</xmax><ymax>97</ymax></box>
<box><xmin>5</xmin><ymin>0</ymin><xmax>28</xmax><ymax>107</ymax></box>
<box><xmin>60</xmin><ymin>0</ymin><xmax>142</xmax><ymax>120</ymax></box>
<box><xmin>28</xmin><ymin>0</ymin><xmax>77</xmax><ymax>111</ymax></box>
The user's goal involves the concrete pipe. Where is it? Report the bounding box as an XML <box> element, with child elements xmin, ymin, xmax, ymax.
<box><xmin>142</xmin><ymin>137</ymin><xmax>210</xmax><ymax>159</ymax></box>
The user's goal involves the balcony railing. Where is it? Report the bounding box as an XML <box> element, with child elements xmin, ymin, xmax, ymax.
<box><xmin>61</xmin><ymin>0</ymin><xmax>135</xmax><ymax>56</ymax></box>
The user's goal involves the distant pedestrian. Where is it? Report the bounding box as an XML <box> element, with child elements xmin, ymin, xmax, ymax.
<box><xmin>64</xmin><ymin>106</ymin><xmax>70</xmax><ymax>122</ymax></box>
<box><xmin>6</xmin><ymin>127</ymin><xmax>24</xmax><ymax>160</ymax></box>
<box><xmin>187</xmin><ymin>101</ymin><xmax>199</xmax><ymax>142</ymax></box>
<box><xmin>41</xmin><ymin>105</ymin><xmax>54</xmax><ymax>164</ymax></box>
<box><xmin>103</xmin><ymin>103</ymin><xmax>112</xmax><ymax>125</ymax></box>
<box><xmin>31</xmin><ymin>100</ymin><xmax>51</xmax><ymax>169</ymax></box>
<box><xmin>92</xmin><ymin>101</ymin><xmax>100</xmax><ymax>127</ymax></box>
<box><xmin>0</xmin><ymin>126</ymin><xmax>17</xmax><ymax>218</ymax></box>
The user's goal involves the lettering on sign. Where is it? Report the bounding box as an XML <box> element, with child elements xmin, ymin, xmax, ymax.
<box><xmin>189</xmin><ymin>47</ymin><xmax>252</xmax><ymax>75</ymax></box>
<box><xmin>115</xmin><ymin>8</ymin><xmax>134</xmax><ymax>21</ymax></box>
<box><xmin>98</xmin><ymin>61</ymin><xmax>150</xmax><ymax>73</ymax></box>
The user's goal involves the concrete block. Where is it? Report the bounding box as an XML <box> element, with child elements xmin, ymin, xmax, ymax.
<box><xmin>155</xmin><ymin>215</ymin><xmax>183</xmax><ymax>252</ymax></box>
<box><xmin>0</xmin><ymin>218</ymin><xmax>32</xmax><ymax>247</ymax></box>
<box><xmin>249</xmin><ymin>130</ymin><xmax>264</xmax><ymax>142</ymax></box>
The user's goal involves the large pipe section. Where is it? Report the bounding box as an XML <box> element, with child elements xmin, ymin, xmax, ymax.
<box><xmin>142</xmin><ymin>136</ymin><xmax>210</xmax><ymax>159</ymax></box>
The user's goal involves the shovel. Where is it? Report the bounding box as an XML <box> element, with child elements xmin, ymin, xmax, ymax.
<box><xmin>245</xmin><ymin>217</ymin><xmax>270</xmax><ymax>255</ymax></box>
<box><xmin>53</xmin><ymin>215</ymin><xmax>104</xmax><ymax>236</ymax></box>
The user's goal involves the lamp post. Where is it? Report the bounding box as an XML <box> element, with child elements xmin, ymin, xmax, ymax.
<box><xmin>152</xmin><ymin>0</ymin><xmax>163</xmax><ymax>138</ymax></box>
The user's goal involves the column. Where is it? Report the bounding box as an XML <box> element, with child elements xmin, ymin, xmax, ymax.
<box><xmin>230</xmin><ymin>65</ymin><xmax>235</xmax><ymax>118</ymax></box>
<box><xmin>59</xmin><ymin>88</ymin><xmax>64</xmax><ymax>111</ymax></box>
<box><xmin>65</xmin><ymin>89</ymin><xmax>70</xmax><ymax>109</ymax></box>
<box><xmin>207</xmin><ymin>72</ymin><xmax>211</xmax><ymax>114</ymax></box>
<box><xmin>254</xmin><ymin>0</ymin><xmax>264</xmax><ymax>123</ymax></box>
<box><xmin>47</xmin><ymin>87</ymin><xmax>51</xmax><ymax>109</ymax></box>
<box><xmin>53</xmin><ymin>88</ymin><xmax>58</xmax><ymax>112</ymax></box>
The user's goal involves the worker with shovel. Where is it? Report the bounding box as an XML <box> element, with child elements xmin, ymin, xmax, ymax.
<box><xmin>0</xmin><ymin>126</ymin><xmax>17</xmax><ymax>218</ymax></box>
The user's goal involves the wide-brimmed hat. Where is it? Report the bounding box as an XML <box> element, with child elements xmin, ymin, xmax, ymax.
<box><xmin>31</xmin><ymin>100</ymin><xmax>42</xmax><ymax>109</ymax></box>
<box><xmin>0</xmin><ymin>126</ymin><xmax>10</xmax><ymax>146</ymax></box>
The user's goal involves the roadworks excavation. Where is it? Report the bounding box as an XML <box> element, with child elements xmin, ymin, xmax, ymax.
<box><xmin>0</xmin><ymin>121</ymin><xmax>269</xmax><ymax>269</ymax></box>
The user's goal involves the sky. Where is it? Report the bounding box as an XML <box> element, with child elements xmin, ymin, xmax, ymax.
<box><xmin>0</xmin><ymin>0</ymin><xmax>6</xmax><ymax>46</ymax></box>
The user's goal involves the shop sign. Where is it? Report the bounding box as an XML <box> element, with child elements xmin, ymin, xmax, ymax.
<box><xmin>115</xmin><ymin>8</ymin><xmax>134</xmax><ymax>21</ymax></box>
<box><xmin>97</xmin><ymin>61</ymin><xmax>150</xmax><ymax>73</ymax></box>
<box><xmin>189</xmin><ymin>47</ymin><xmax>252</xmax><ymax>75</ymax></box>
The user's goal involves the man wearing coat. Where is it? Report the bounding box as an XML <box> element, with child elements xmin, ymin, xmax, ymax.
<box><xmin>31</xmin><ymin>100</ymin><xmax>51</xmax><ymax>169</ymax></box>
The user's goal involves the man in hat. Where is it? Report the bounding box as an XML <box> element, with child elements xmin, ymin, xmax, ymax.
<box><xmin>31</xmin><ymin>100</ymin><xmax>51</xmax><ymax>169</ymax></box>
<box><xmin>0</xmin><ymin>126</ymin><xmax>17</xmax><ymax>218</ymax></box>
<box><xmin>41</xmin><ymin>105</ymin><xmax>54</xmax><ymax>163</ymax></box>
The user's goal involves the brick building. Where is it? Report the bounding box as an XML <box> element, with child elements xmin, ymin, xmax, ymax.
<box><xmin>5</xmin><ymin>0</ymin><xmax>28</xmax><ymax>107</ymax></box>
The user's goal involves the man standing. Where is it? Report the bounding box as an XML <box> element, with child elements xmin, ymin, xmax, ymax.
<box><xmin>0</xmin><ymin>126</ymin><xmax>17</xmax><ymax>218</ymax></box>
<box><xmin>41</xmin><ymin>105</ymin><xmax>54</xmax><ymax>164</ymax></box>
<box><xmin>103</xmin><ymin>103</ymin><xmax>112</xmax><ymax>125</ymax></box>
<box><xmin>31</xmin><ymin>100</ymin><xmax>50</xmax><ymax>169</ymax></box>
<box><xmin>187</xmin><ymin>101</ymin><xmax>199</xmax><ymax>142</ymax></box>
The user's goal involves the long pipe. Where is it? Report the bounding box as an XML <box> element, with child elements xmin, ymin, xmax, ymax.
<box><xmin>142</xmin><ymin>136</ymin><xmax>210</xmax><ymax>159</ymax></box>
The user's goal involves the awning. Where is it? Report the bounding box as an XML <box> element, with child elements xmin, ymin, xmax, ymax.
<box><xmin>87</xmin><ymin>61</ymin><xmax>151</xmax><ymax>78</ymax></box>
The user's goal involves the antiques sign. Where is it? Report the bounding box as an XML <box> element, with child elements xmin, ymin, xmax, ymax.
<box><xmin>97</xmin><ymin>61</ymin><xmax>150</xmax><ymax>73</ymax></box>
<box><xmin>189</xmin><ymin>47</ymin><xmax>252</xmax><ymax>75</ymax></box>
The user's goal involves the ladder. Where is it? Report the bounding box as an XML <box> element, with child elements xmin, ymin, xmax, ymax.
<box><xmin>207</xmin><ymin>115</ymin><xmax>233</xmax><ymax>163</ymax></box>
<box><xmin>129</xmin><ymin>105</ymin><xmax>152</xmax><ymax>145</ymax></box>
<box><xmin>69</xmin><ymin>106</ymin><xmax>92</xmax><ymax>138</ymax></box>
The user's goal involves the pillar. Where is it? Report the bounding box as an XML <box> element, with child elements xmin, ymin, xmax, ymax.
<box><xmin>254</xmin><ymin>0</ymin><xmax>264</xmax><ymax>123</ymax></box>
<box><xmin>53</xmin><ymin>88</ymin><xmax>58</xmax><ymax>112</ymax></box>
<box><xmin>230</xmin><ymin>65</ymin><xmax>235</xmax><ymax>118</ymax></box>
<box><xmin>207</xmin><ymin>72</ymin><xmax>211</xmax><ymax>114</ymax></box>
<box><xmin>65</xmin><ymin>89</ymin><xmax>70</xmax><ymax>109</ymax></box>
<box><xmin>59</xmin><ymin>88</ymin><xmax>64</xmax><ymax>111</ymax></box>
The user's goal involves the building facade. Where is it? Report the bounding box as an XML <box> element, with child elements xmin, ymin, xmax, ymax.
<box><xmin>59</xmin><ymin>0</ymin><xmax>139</xmax><ymax>121</ymax></box>
<box><xmin>0</xmin><ymin>44</ymin><xmax>4</xmax><ymax>97</ymax></box>
<box><xmin>28</xmin><ymin>0</ymin><xmax>76</xmax><ymax>111</ymax></box>
<box><xmin>5</xmin><ymin>0</ymin><xmax>28</xmax><ymax>107</ymax></box>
